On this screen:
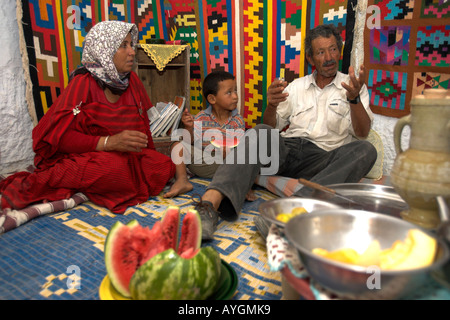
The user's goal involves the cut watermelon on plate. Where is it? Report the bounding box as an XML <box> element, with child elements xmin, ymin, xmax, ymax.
<box><xmin>103</xmin><ymin>206</ymin><xmax>224</xmax><ymax>300</ymax></box>
<box><xmin>99</xmin><ymin>259</ymin><xmax>237</xmax><ymax>300</ymax></box>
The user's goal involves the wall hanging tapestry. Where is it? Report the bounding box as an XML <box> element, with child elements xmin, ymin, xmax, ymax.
<box><xmin>21</xmin><ymin>0</ymin><xmax>363</xmax><ymax>127</ymax></box>
<box><xmin>363</xmin><ymin>0</ymin><xmax>450</xmax><ymax>118</ymax></box>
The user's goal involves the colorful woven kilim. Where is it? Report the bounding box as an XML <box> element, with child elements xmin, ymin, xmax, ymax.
<box><xmin>364</xmin><ymin>0</ymin><xmax>450</xmax><ymax>117</ymax></box>
<box><xmin>21</xmin><ymin>0</ymin><xmax>358</xmax><ymax>128</ymax></box>
<box><xmin>21</xmin><ymin>0</ymin><xmax>448</xmax><ymax>121</ymax></box>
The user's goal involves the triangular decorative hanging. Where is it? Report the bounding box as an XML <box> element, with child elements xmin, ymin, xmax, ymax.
<box><xmin>139</xmin><ymin>44</ymin><xmax>189</xmax><ymax>71</ymax></box>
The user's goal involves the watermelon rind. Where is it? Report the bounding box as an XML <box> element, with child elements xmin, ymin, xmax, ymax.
<box><xmin>126</xmin><ymin>220</ymin><xmax>140</xmax><ymax>228</ymax></box>
<box><xmin>104</xmin><ymin>219</ymin><xmax>140</xmax><ymax>298</ymax></box>
<box><xmin>129</xmin><ymin>247</ymin><xmax>222</xmax><ymax>300</ymax></box>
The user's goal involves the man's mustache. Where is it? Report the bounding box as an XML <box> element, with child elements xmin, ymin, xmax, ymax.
<box><xmin>323</xmin><ymin>60</ymin><xmax>336</xmax><ymax>67</ymax></box>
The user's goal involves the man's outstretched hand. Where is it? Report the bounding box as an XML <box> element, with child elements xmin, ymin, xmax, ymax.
<box><xmin>342</xmin><ymin>65</ymin><xmax>365</xmax><ymax>101</ymax></box>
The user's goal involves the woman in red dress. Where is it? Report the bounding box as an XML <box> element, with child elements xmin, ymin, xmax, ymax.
<box><xmin>0</xmin><ymin>21</ymin><xmax>192</xmax><ymax>214</ymax></box>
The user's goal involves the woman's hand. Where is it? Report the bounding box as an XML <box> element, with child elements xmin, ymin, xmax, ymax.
<box><xmin>100</xmin><ymin>130</ymin><xmax>148</xmax><ymax>152</ymax></box>
<box><xmin>181</xmin><ymin>108</ymin><xmax>194</xmax><ymax>130</ymax></box>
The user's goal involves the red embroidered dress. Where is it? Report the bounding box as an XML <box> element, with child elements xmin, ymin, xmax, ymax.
<box><xmin>0</xmin><ymin>72</ymin><xmax>175</xmax><ymax>213</ymax></box>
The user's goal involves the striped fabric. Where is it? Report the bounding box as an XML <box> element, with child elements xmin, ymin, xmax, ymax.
<box><xmin>255</xmin><ymin>175</ymin><xmax>304</xmax><ymax>197</ymax></box>
<box><xmin>0</xmin><ymin>166</ymin><xmax>88</xmax><ymax>234</ymax></box>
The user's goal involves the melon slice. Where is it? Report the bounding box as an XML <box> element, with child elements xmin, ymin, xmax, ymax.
<box><xmin>178</xmin><ymin>209</ymin><xmax>202</xmax><ymax>257</ymax></box>
<box><xmin>161</xmin><ymin>206</ymin><xmax>181</xmax><ymax>252</ymax></box>
<box><xmin>104</xmin><ymin>219</ymin><xmax>155</xmax><ymax>298</ymax></box>
<box><xmin>312</xmin><ymin>228</ymin><xmax>438</xmax><ymax>271</ymax></box>
<box><xmin>381</xmin><ymin>229</ymin><xmax>437</xmax><ymax>270</ymax></box>
<box><xmin>210</xmin><ymin>136</ymin><xmax>240</xmax><ymax>149</ymax></box>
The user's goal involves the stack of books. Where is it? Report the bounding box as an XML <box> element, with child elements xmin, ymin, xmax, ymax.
<box><xmin>148</xmin><ymin>96</ymin><xmax>186</xmax><ymax>137</ymax></box>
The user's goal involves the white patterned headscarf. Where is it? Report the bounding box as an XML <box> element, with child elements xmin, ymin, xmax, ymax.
<box><xmin>82</xmin><ymin>21</ymin><xmax>138</xmax><ymax>92</ymax></box>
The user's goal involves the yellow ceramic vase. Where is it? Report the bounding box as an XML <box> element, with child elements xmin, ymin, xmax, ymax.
<box><xmin>391</xmin><ymin>89</ymin><xmax>450</xmax><ymax>229</ymax></box>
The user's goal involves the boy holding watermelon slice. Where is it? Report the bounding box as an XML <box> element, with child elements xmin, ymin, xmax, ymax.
<box><xmin>165</xmin><ymin>71</ymin><xmax>256</xmax><ymax>204</ymax></box>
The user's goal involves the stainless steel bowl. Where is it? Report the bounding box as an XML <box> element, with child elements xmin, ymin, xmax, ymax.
<box><xmin>285</xmin><ymin>209</ymin><xmax>450</xmax><ymax>299</ymax></box>
<box><xmin>314</xmin><ymin>183</ymin><xmax>409</xmax><ymax>218</ymax></box>
<box><xmin>258</xmin><ymin>197</ymin><xmax>342</xmax><ymax>229</ymax></box>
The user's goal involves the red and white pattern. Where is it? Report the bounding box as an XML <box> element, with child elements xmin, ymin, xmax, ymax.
<box><xmin>0</xmin><ymin>166</ymin><xmax>88</xmax><ymax>234</ymax></box>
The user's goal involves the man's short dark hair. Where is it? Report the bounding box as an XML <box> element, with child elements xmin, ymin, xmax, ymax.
<box><xmin>202</xmin><ymin>71</ymin><xmax>235</xmax><ymax>101</ymax></box>
<box><xmin>304</xmin><ymin>24</ymin><xmax>343</xmax><ymax>58</ymax></box>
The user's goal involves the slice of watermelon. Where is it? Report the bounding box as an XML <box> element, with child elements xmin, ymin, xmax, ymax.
<box><xmin>210</xmin><ymin>136</ymin><xmax>240</xmax><ymax>149</ymax></box>
<box><xmin>178</xmin><ymin>209</ymin><xmax>202</xmax><ymax>257</ymax></box>
<box><xmin>104</xmin><ymin>220</ymin><xmax>152</xmax><ymax>298</ymax></box>
<box><xmin>160</xmin><ymin>206</ymin><xmax>181</xmax><ymax>252</ymax></box>
<box><xmin>138</xmin><ymin>222</ymin><xmax>171</xmax><ymax>265</ymax></box>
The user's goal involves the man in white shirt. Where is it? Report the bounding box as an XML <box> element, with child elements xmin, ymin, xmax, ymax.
<box><xmin>194</xmin><ymin>24</ymin><xmax>377</xmax><ymax>240</ymax></box>
<box><xmin>268</xmin><ymin>71</ymin><xmax>371</xmax><ymax>150</ymax></box>
<box><xmin>263</xmin><ymin>24</ymin><xmax>376</xmax><ymax>187</ymax></box>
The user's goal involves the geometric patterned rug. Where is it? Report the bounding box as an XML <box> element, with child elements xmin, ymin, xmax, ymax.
<box><xmin>0</xmin><ymin>177</ymin><xmax>281</xmax><ymax>300</ymax></box>
<box><xmin>364</xmin><ymin>0</ymin><xmax>450</xmax><ymax>118</ymax></box>
<box><xmin>2</xmin><ymin>174</ymin><xmax>449</xmax><ymax>300</ymax></box>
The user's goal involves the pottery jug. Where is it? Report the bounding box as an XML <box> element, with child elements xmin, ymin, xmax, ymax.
<box><xmin>391</xmin><ymin>88</ymin><xmax>450</xmax><ymax>229</ymax></box>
